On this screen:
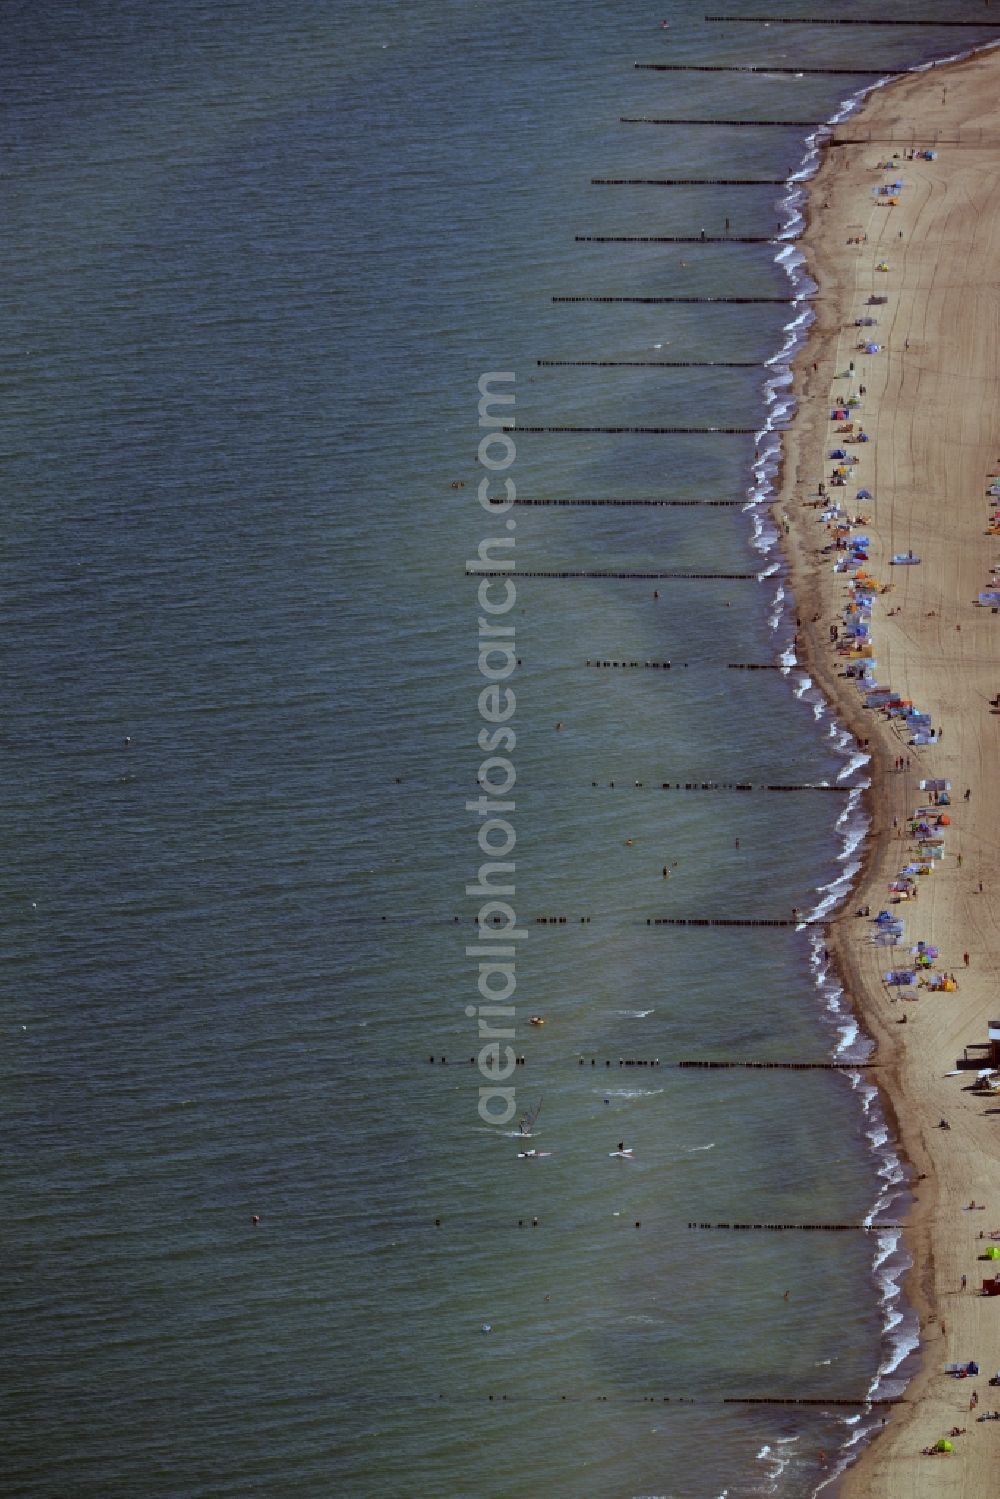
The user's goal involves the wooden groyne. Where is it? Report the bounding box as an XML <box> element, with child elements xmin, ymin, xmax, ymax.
<box><xmin>427</xmin><ymin>1056</ymin><xmax>528</xmax><ymax>1067</ymax></box>
<box><xmin>468</xmin><ymin>569</ymin><xmax>759</xmax><ymax>579</ymax></box>
<box><xmin>352</xmin><ymin>1390</ymin><xmax>899</xmax><ymax>1407</ymax></box>
<box><xmin>585</xmin><ymin>659</ymin><xmax>779</xmax><ymax>669</ymax></box>
<box><xmin>689</xmin><ymin>1222</ymin><xmax>902</xmax><ymax>1232</ymax></box>
<box><xmin>646</xmin><ymin>913</ymin><xmax>820</xmax><ymax>926</ymax></box>
<box><xmin>678</xmin><ymin>1060</ymin><xmax>877</xmax><ymax>1071</ymax></box>
<box><xmin>575</xmin><ymin>235</ymin><xmax>777</xmax><ymax>243</ymax></box>
<box><xmin>584</xmin><ymin>660</ymin><xmax>676</xmax><ymax>669</ymax></box>
<box><xmin>635</xmin><ymin>63</ymin><xmax>896</xmax><ymax>75</ymax></box>
<box><xmin>620</xmin><ymin>116</ymin><xmax>825</xmax><ymax>126</ymax></box>
<box><xmin>423</xmin><ymin>1058</ymin><xmax>872</xmax><ymax>1070</ymax></box>
<box><xmin>495</xmin><ymin>497</ymin><xmax>743</xmax><ymax>506</ymax></box>
<box><xmin>514</xmin><ymin>425</ymin><xmax>758</xmax><ymax>434</ymax></box>
<box><xmin>705</xmin><ymin>13</ymin><xmax>1000</xmax><ymax>26</ymax></box>
<box><xmin>552</xmin><ymin>295</ymin><xmax>795</xmax><ymax>304</ymax></box>
<box><xmin>592</xmin><ymin>176</ymin><xmax>788</xmax><ymax>185</ymax></box>
<box><xmin>577</xmin><ymin>1057</ymin><xmax>664</xmax><ymax>1067</ymax></box>
<box><xmin>536</xmin><ymin>359</ymin><xmax>762</xmax><ymax>368</ymax></box>
<box><xmin>650</xmin><ymin>782</ymin><xmax>851</xmax><ymax>792</ymax></box>
<box><xmin>739</xmin><ymin>1395</ymin><xmax>899</xmax><ymax>1406</ymax></box>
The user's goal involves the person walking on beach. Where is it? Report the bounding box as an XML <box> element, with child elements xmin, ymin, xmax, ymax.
<box><xmin>964</xmin><ymin>951</ymin><xmax>970</xmax><ymax>967</ymax></box>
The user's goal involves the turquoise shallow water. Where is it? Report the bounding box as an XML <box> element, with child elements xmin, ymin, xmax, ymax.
<box><xmin>4</xmin><ymin>3</ymin><xmax>999</xmax><ymax>1496</ymax></box>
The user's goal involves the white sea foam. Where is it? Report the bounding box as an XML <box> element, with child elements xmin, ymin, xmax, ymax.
<box><xmin>597</xmin><ymin>1088</ymin><xmax>664</xmax><ymax>1100</ymax></box>
<box><xmin>754</xmin><ymin>1439</ymin><xmax>794</xmax><ymax>1491</ymax></box>
<box><xmin>746</xmin><ymin>40</ymin><xmax>1000</xmax><ymax>1496</ymax></box>
<box><xmin>837</xmin><ymin>750</ymin><xmax>870</xmax><ymax>784</ymax></box>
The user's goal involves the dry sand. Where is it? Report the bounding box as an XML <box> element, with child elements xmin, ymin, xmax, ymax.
<box><xmin>774</xmin><ymin>45</ymin><xmax>1000</xmax><ymax>1498</ymax></box>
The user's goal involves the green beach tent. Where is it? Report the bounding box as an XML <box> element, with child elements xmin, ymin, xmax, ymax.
<box><xmin>985</xmin><ymin>1246</ymin><xmax>1000</xmax><ymax>1260</ymax></box>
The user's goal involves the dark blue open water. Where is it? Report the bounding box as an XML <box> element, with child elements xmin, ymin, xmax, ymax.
<box><xmin>3</xmin><ymin>3</ymin><xmax>998</xmax><ymax>1496</ymax></box>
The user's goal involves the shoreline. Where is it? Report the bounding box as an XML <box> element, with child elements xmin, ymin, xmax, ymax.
<box><xmin>770</xmin><ymin>44</ymin><xmax>1000</xmax><ymax>1498</ymax></box>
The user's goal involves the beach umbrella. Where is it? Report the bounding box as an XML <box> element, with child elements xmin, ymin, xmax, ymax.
<box><xmin>985</xmin><ymin>1246</ymin><xmax>1000</xmax><ymax>1260</ymax></box>
<box><xmin>934</xmin><ymin>1439</ymin><xmax>953</xmax><ymax>1453</ymax></box>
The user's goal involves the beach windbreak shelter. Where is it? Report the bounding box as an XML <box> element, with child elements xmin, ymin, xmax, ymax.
<box><xmin>989</xmin><ymin>1022</ymin><xmax>1000</xmax><ymax>1068</ymax></box>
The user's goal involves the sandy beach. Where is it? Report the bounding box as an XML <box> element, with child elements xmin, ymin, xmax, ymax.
<box><xmin>775</xmin><ymin>44</ymin><xmax>1000</xmax><ymax>1497</ymax></box>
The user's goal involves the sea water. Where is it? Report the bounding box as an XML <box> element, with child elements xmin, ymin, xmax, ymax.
<box><xmin>3</xmin><ymin>3</ymin><xmax>997</xmax><ymax>1496</ymax></box>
